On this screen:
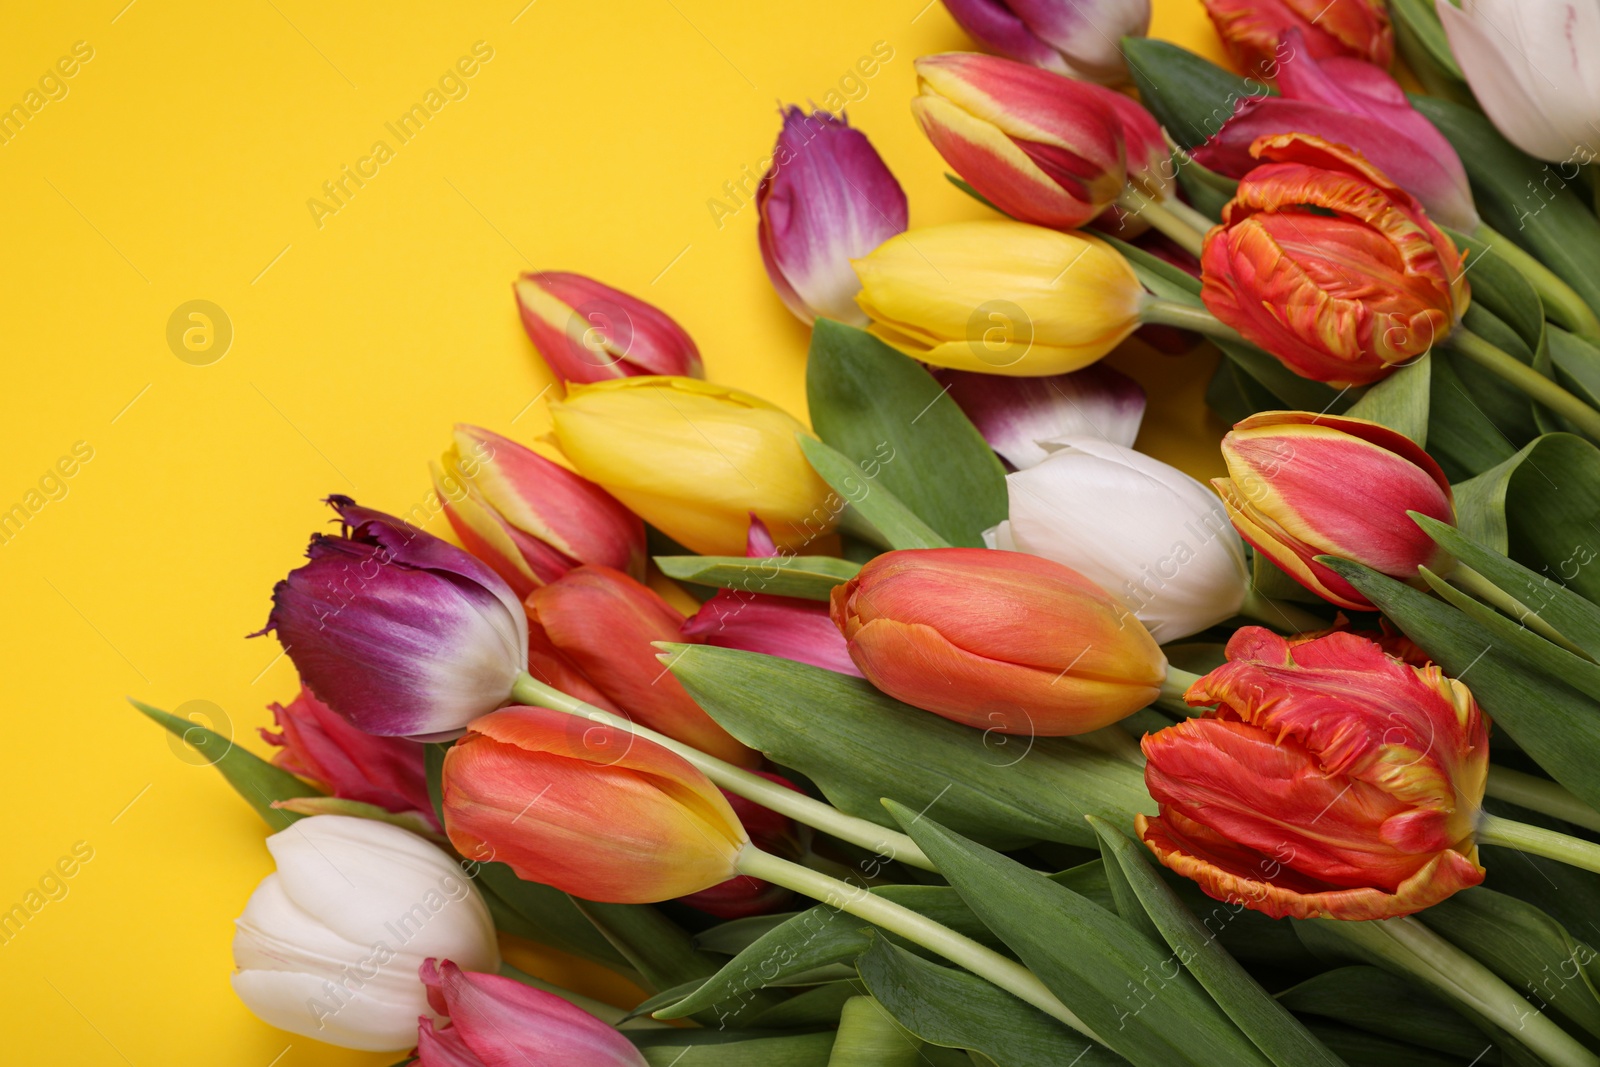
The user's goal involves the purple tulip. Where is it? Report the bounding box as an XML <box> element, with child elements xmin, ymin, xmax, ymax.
<box><xmin>261</xmin><ymin>496</ymin><xmax>528</xmax><ymax>740</ymax></box>
<box><xmin>758</xmin><ymin>107</ymin><xmax>907</xmax><ymax>327</ymax></box>
<box><xmin>942</xmin><ymin>0</ymin><xmax>1151</xmax><ymax>84</ymax></box>
<box><xmin>1192</xmin><ymin>30</ymin><xmax>1479</xmax><ymax>231</ymax></box>
<box><xmin>935</xmin><ymin>364</ymin><xmax>1147</xmax><ymax>470</ymax></box>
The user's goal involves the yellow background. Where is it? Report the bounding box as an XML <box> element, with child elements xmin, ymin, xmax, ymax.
<box><xmin>0</xmin><ymin>2</ymin><xmax>1226</xmax><ymax>1062</ymax></box>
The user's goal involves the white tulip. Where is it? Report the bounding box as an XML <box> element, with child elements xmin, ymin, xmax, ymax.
<box><xmin>1436</xmin><ymin>0</ymin><xmax>1600</xmax><ymax>163</ymax></box>
<box><xmin>990</xmin><ymin>436</ymin><xmax>1248</xmax><ymax>642</ymax></box>
<box><xmin>231</xmin><ymin>815</ymin><xmax>499</xmax><ymax>1052</ymax></box>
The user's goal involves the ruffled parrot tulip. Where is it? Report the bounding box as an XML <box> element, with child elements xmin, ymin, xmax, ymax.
<box><xmin>528</xmin><ymin>565</ymin><xmax>758</xmax><ymax>766</ymax></box>
<box><xmin>433</xmin><ymin>424</ymin><xmax>646</xmax><ymax>599</ymax></box>
<box><xmin>934</xmin><ymin>364</ymin><xmax>1146</xmax><ymax>470</ymax></box>
<box><xmin>262</xmin><ymin>685</ymin><xmax>437</xmax><ymax>829</ymax></box>
<box><xmin>514</xmin><ymin>271</ymin><xmax>703</xmax><ymax>384</ymax></box>
<box><xmin>231</xmin><ymin>816</ymin><xmax>499</xmax><ymax>1051</ymax></box>
<box><xmin>1200</xmin><ymin>133</ymin><xmax>1470</xmax><ymax>388</ymax></box>
<box><xmin>440</xmin><ymin>706</ymin><xmax>748</xmax><ymax>902</ymax></box>
<box><xmin>991</xmin><ymin>436</ymin><xmax>1250</xmax><ymax>641</ymax></box>
<box><xmin>548</xmin><ymin>376</ymin><xmax>836</xmax><ymax>555</ymax></box>
<box><xmin>831</xmin><ymin>547</ymin><xmax>1167</xmax><ymax>735</ymax></box>
<box><xmin>912</xmin><ymin>53</ymin><xmax>1134</xmax><ymax>230</ymax></box>
<box><xmin>416</xmin><ymin>959</ymin><xmax>647</xmax><ymax>1067</ymax></box>
<box><xmin>941</xmin><ymin>0</ymin><xmax>1151</xmax><ymax>84</ymax></box>
<box><xmin>853</xmin><ymin>220</ymin><xmax>1145</xmax><ymax>376</ymax></box>
<box><xmin>1138</xmin><ymin>627</ymin><xmax>1489</xmax><ymax>920</ymax></box>
<box><xmin>261</xmin><ymin>497</ymin><xmax>528</xmax><ymax>740</ymax></box>
<box><xmin>1213</xmin><ymin>411</ymin><xmax>1455</xmax><ymax>610</ymax></box>
<box><xmin>758</xmin><ymin>107</ymin><xmax>907</xmax><ymax>326</ymax></box>
<box><xmin>1193</xmin><ymin>33</ymin><xmax>1478</xmax><ymax>231</ymax></box>
<box><xmin>1202</xmin><ymin>0</ymin><xmax>1392</xmax><ymax>79</ymax></box>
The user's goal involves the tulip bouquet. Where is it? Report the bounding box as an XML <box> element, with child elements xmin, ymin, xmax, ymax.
<box><xmin>136</xmin><ymin>1</ymin><xmax>1600</xmax><ymax>1065</ymax></box>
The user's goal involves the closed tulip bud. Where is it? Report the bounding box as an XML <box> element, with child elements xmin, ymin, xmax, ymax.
<box><xmin>433</xmin><ymin>424</ymin><xmax>646</xmax><ymax>598</ymax></box>
<box><xmin>830</xmin><ymin>547</ymin><xmax>1167</xmax><ymax>735</ymax></box>
<box><xmin>231</xmin><ymin>816</ymin><xmax>499</xmax><ymax>1051</ymax></box>
<box><xmin>530</xmin><ymin>565</ymin><xmax>758</xmax><ymax>767</ymax></box>
<box><xmin>758</xmin><ymin>107</ymin><xmax>908</xmax><ymax>326</ymax></box>
<box><xmin>441</xmin><ymin>706</ymin><xmax>748</xmax><ymax>902</ymax></box>
<box><xmin>1200</xmin><ymin>133</ymin><xmax>1470</xmax><ymax>387</ymax></box>
<box><xmin>548</xmin><ymin>376</ymin><xmax>836</xmax><ymax>555</ymax></box>
<box><xmin>991</xmin><ymin>437</ymin><xmax>1250</xmax><ymax>641</ymax></box>
<box><xmin>1437</xmin><ymin>1</ymin><xmax>1600</xmax><ymax>164</ymax></box>
<box><xmin>853</xmin><ymin>220</ymin><xmax>1145</xmax><ymax>376</ymax></box>
<box><xmin>261</xmin><ymin>496</ymin><xmax>528</xmax><ymax>740</ymax></box>
<box><xmin>912</xmin><ymin>53</ymin><xmax>1127</xmax><ymax>229</ymax></box>
<box><xmin>942</xmin><ymin>0</ymin><xmax>1151</xmax><ymax>84</ymax></box>
<box><xmin>677</xmin><ymin>771</ymin><xmax>802</xmax><ymax>919</ymax></box>
<box><xmin>1088</xmin><ymin>90</ymin><xmax>1177</xmax><ymax>240</ymax></box>
<box><xmin>262</xmin><ymin>685</ymin><xmax>437</xmax><ymax>829</ymax></box>
<box><xmin>514</xmin><ymin>271</ymin><xmax>704</xmax><ymax>385</ymax></box>
<box><xmin>1202</xmin><ymin>0</ymin><xmax>1392</xmax><ymax>79</ymax></box>
<box><xmin>934</xmin><ymin>364</ymin><xmax>1146</xmax><ymax>469</ymax></box>
<box><xmin>416</xmin><ymin>959</ymin><xmax>646</xmax><ymax>1067</ymax></box>
<box><xmin>1213</xmin><ymin>411</ymin><xmax>1454</xmax><ymax>610</ymax></box>
<box><xmin>1138</xmin><ymin>627</ymin><xmax>1488</xmax><ymax>920</ymax></box>
<box><xmin>1193</xmin><ymin>33</ymin><xmax>1478</xmax><ymax>231</ymax></box>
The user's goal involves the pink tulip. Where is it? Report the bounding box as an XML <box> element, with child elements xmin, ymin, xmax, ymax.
<box><xmin>941</xmin><ymin>0</ymin><xmax>1151</xmax><ymax>84</ymax></box>
<box><xmin>515</xmin><ymin>271</ymin><xmax>703</xmax><ymax>385</ymax></box>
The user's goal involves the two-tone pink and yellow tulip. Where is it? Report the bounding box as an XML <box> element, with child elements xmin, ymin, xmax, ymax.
<box><xmin>515</xmin><ymin>271</ymin><xmax>703</xmax><ymax>385</ymax></box>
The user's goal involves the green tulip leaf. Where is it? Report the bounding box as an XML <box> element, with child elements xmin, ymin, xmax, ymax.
<box><xmin>855</xmin><ymin>936</ymin><xmax>1123</xmax><ymax>1066</ymax></box>
<box><xmin>1089</xmin><ymin>818</ymin><xmax>1345</xmax><ymax>1067</ymax></box>
<box><xmin>1389</xmin><ymin>0</ymin><xmax>1467</xmax><ymax>82</ymax></box>
<box><xmin>798</xmin><ymin>435</ymin><xmax>948</xmax><ymax>551</ymax></box>
<box><xmin>1546</xmin><ymin>326</ymin><xmax>1600</xmax><ymax>412</ymax></box>
<box><xmin>666</xmin><ymin>643</ymin><xmax>1153</xmax><ymax>849</ymax></box>
<box><xmin>1277</xmin><ymin>966</ymin><xmax>1495</xmax><ymax>1061</ymax></box>
<box><xmin>1426</xmin><ymin>352</ymin><xmax>1518</xmax><ymax>480</ymax></box>
<box><xmin>1121</xmin><ymin>37</ymin><xmax>1269</xmax><ymax>150</ymax></box>
<box><xmin>130</xmin><ymin>698</ymin><xmax>323</xmax><ymax>831</ymax></box>
<box><xmin>1444</xmin><ymin>227</ymin><xmax>1546</xmax><ymax>356</ymax></box>
<box><xmin>806</xmin><ymin>320</ymin><xmax>1007</xmax><ymax>548</ymax></box>
<box><xmin>653</xmin><ymin>554</ymin><xmax>859</xmax><ymax>601</ymax></box>
<box><xmin>1299</xmin><ymin>1022</ymin><xmax>1488</xmax><ymax>1067</ymax></box>
<box><xmin>694</xmin><ymin>912</ymin><xmax>800</xmax><ymax>956</ymax></box>
<box><xmin>1346</xmin><ymin>353</ymin><xmax>1431</xmax><ymax>445</ymax></box>
<box><xmin>743</xmin><ymin>982</ymin><xmax>863</xmax><ymax>1031</ymax></box>
<box><xmin>629</xmin><ymin>1030</ymin><xmax>838</xmax><ymax>1065</ymax></box>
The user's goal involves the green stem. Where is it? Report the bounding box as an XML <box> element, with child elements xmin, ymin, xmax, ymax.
<box><xmin>494</xmin><ymin>962</ymin><xmax>668</xmax><ymax>1029</ymax></box>
<box><xmin>1239</xmin><ymin>587</ymin><xmax>1327</xmax><ymax>634</ymax></box>
<box><xmin>509</xmin><ymin>673</ymin><xmax>934</xmax><ymax>872</ymax></box>
<box><xmin>1155</xmin><ymin>667</ymin><xmax>1201</xmax><ymax>716</ymax></box>
<box><xmin>1475</xmin><ymin>223</ymin><xmax>1600</xmax><ymax>344</ymax></box>
<box><xmin>1451</xmin><ymin>565</ymin><xmax>1594</xmax><ymax>658</ymax></box>
<box><xmin>1478</xmin><ymin>812</ymin><xmax>1600</xmax><ymax>874</ymax></box>
<box><xmin>1447</xmin><ymin>327</ymin><xmax>1600</xmax><ymax>440</ymax></box>
<box><xmin>1486</xmin><ymin>767</ymin><xmax>1600</xmax><ymax>834</ymax></box>
<box><xmin>1139</xmin><ymin>298</ymin><xmax>1242</xmax><ymax>341</ymax></box>
<box><xmin>1116</xmin><ymin>186</ymin><xmax>1206</xmax><ymax>257</ymax></box>
<box><xmin>1320</xmin><ymin>916</ymin><xmax>1600</xmax><ymax>1067</ymax></box>
<box><xmin>734</xmin><ymin>848</ymin><xmax>1102</xmax><ymax>1045</ymax></box>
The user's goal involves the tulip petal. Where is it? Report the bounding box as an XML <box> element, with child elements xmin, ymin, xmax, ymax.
<box><xmin>515</xmin><ymin>272</ymin><xmax>703</xmax><ymax>383</ymax></box>
<box><xmin>683</xmin><ymin>591</ymin><xmax>862</xmax><ymax>676</ymax></box>
<box><xmin>935</xmin><ymin>365</ymin><xmax>1146</xmax><ymax>469</ymax></box>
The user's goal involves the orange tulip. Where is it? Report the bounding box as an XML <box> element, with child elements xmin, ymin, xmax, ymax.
<box><xmin>1200</xmin><ymin>134</ymin><xmax>1469</xmax><ymax>388</ymax></box>
<box><xmin>1202</xmin><ymin>0</ymin><xmax>1392</xmax><ymax>79</ymax></box>
<box><xmin>441</xmin><ymin>706</ymin><xmax>747</xmax><ymax>902</ymax></box>
<box><xmin>1137</xmin><ymin>626</ymin><xmax>1489</xmax><ymax>921</ymax></box>
<box><xmin>830</xmin><ymin>547</ymin><xmax>1166</xmax><ymax>735</ymax></box>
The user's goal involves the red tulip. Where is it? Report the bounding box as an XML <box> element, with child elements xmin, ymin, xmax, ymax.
<box><xmin>1200</xmin><ymin>133</ymin><xmax>1469</xmax><ymax>387</ymax></box>
<box><xmin>1201</xmin><ymin>0</ymin><xmax>1392</xmax><ymax>79</ymax></box>
<box><xmin>1137</xmin><ymin>627</ymin><xmax>1489</xmax><ymax>921</ymax></box>
<box><xmin>515</xmin><ymin>271</ymin><xmax>703</xmax><ymax>385</ymax></box>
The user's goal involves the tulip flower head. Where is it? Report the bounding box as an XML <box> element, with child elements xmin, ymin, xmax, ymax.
<box><xmin>934</xmin><ymin>364</ymin><xmax>1146</xmax><ymax>470</ymax></box>
<box><xmin>433</xmin><ymin>423</ymin><xmax>646</xmax><ymax>598</ymax></box>
<box><xmin>1138</xmin><ymin>627</ymin><xmax>1489</xmax><ymax>920</ymax></box>
<box><xmin>1193</xmin><ymin>33</ymin><xmax>1478</xmax><ymax>231</ymax></box>
<box><xmin>831</xmin><ymin>547</ymin><xmax>1167</xmax><ymax>735</ymax></box>
<box><xmin>514</xmin><ymin>270</ymin><xmax>704</xmax><ymax>385</ymax></box>
<box><xmin>441</xmin><ymin>706</ymin><xmax>749</xmax><ymax>902</ymax></box>
<box><xmin>758</xmin><ymin>107</ymin><xmax>908</xmax><ymax>327</ymax></box>
<box><xmin>853</xmin><ymin>220</ymin><xmax>1145</xmax><ymax>376</ymax></box>
<box><xmin>548</xmin><ymin>376</ymin><xmax>837</xmax><ymax>555</ymax></box>
<box><xmin>231</xmin><ymin>816</ymin><xmax>499</xmax><ymax>1051</ymax></box>
<box><xmin>941</xmin><ymin>0</ymin><xmax>1151</xmax><ymax>84</ymax></box>
<box><xmin>1437</xmin><ymin>0</ymin><xmax>1600</xmax><ymax>164</ymax></box>
<box><xmin>992</xmin><ymin>436</ymin><xmax>1250</xmax><ymax>641</ymax></box>
<box><xmin>1200</xmin><ymin>133</ymin><xmax>1470</xmax><ymax>387</ymax></box>
<box><xmin>261</xmin><ymin>496</ymin><xmax>528</xmax><ymax>740</ymax></box>
<box><xmin>416</xmin><ymin>959</ymin><xmax>647</xmax><ymax>1067</ymax></box>
<box><xmin>912</xmin><ymin>53</ymin><xmax>1130</xmax><ymax>230</ymax></box>
<box><xmin>1202</xmin><ymin>0</ymin><xmax>1392</xmax><ymax>79</ymax></box>
<box><xmin>677</xmin><ymin>771</ymin><xmax>802</xmax><ymax>919</ymax></box>
<box><xmin>1213</xmin><ymin>411</ymin><xmax>1455</xmax><ymax>610</ymax></box>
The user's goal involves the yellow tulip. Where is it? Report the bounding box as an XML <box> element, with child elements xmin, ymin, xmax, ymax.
<box><xmin>852</xmin><ymin>219</ymin><xmax>1145</xmax><ymax>376</ymax></box>
<box><xmin>548</xmin><ymin>376</ymin><xmax>837</xmax><ymax>555</ymax></box>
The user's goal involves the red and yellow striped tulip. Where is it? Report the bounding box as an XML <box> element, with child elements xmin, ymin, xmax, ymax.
<box><xmin>1201</xmin><ymin>0</ymin><xmax>1392</xmax><ymax>79</ymax></box>
<box><xmin>830</xmin><ymin>547</ymin><xmax>1167</xmax><ymax>735</ymax></box>
<box><xmin>1138</xmin><ymin>626</ymin><xmax>1489</xmax><ymax>921</ymax></box>
<box><xmin>1213</xmin><ymin>411</ymin><xmax>1453</xmax><ymax>610</ymax></box>
<box><xmin>1200</xmin><ymin>134</ymin><xmax>1469</xmax><ymax>388</ymax></box>
<box><xmin>441</xmin><ymin>706</ymin><xmax>748</xmax><ymax>902</ymax></box>
<box><xmin>514</xmin><ymin>271</ymin><xmax>703</xmax><ymax>385</ymax></box>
